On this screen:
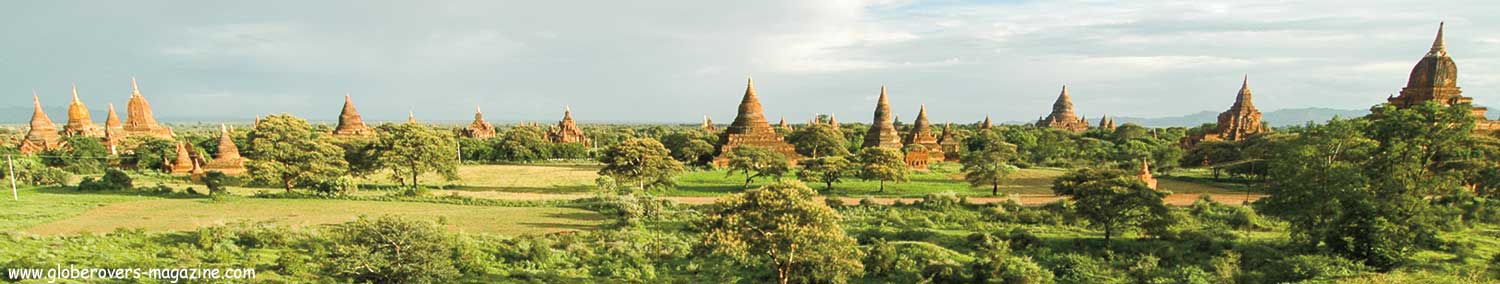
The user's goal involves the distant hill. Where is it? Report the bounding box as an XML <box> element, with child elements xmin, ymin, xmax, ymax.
<box><xmin>1113</xmin><ymin>107</ymin><xmax>1370</xmax><ymax>128</ymax></box>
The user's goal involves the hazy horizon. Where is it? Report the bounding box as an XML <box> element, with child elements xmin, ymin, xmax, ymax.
<box><xmin>5</xmin><ymin>1</ymin><xmax>1499</xmax><ymax>124</ymax></box>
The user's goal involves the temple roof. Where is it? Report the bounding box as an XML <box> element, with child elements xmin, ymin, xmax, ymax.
<box><xmin>862</xmin><ymin>85</ymin><xmax>903</xmax><ymax>148</ymax></box>
<box><xmin>1406</xmin><ymin>22</ymin><xmax>1458</xmax><ymax>89</ymax></box>
<box><xmin>724</xmin><ymin>77</ymin><xmax>775</xmax><ymax>135</ymax></box>
<box><xmin>26</xmin><ymin>94</ymin><xmax>58</xmax><ymax>140</ymax></box>
<box><xmin>1232</xmin><ymin>75</ymin><xmax>1257</xmax><ymax>111</ymax></box>
<box><xmin>215</xmin><ymin>124</ymin><xmax>241</xmax><ymax>160</ymax></box>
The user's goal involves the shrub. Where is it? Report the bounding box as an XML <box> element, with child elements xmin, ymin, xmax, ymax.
<box><xmin>919</xmin><ymin>191</ymin><xmax>961</xmax><ymax>210</ymax></box>
<box><xmin>312</xmin><ymin>176</ymin><xmax>358</xmax><ymax>197</ymax></box>
<box><xmin>325</xmin><ymin>215</ymin><xmax>460</xmax><ymax>283</ymax></box>
<box><xmin>202</xmin><ymin>172</ymin><xmax>231</xmax><ymax>195</ymax></box>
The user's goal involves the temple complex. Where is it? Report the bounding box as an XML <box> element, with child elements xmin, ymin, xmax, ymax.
<box><xmin>123</xmin><ymin>78</ymin><xmax>174</xmax><ymax>138</ymax></box>
<box><xmin>1098</xmin><ymin>115</ymin><xmax>1117</xmax><ymax>131</ymax></box>
<box><xmin>712</xmin><ymin>78</ymin><xmax>800</xmax><ymax>167</ymax></box>
<box><xmin>332</xmin><ymin>94</ymin><xmax>376</xmax><ymax>137</ymax></box>
<box><xmin>63</xmin><ymin>85</ymin><xmax>103</xmax><ymax>137</ymax></box>
<box><xmin>862</xmin><ymin>86</ymin><xmax>904</xmax><ymax>149</ymax></box>
<box><xmin>104</xmin><ymin>103</ymin><xmax>124</xmax><ymax>155</ymax></box>
<box><xmin>546</xmin><ymin>107</ymin><xmax>590</xmax><ymax>146</ymax></box>
<box><xmin>167</xmin><ymin>142</ymin><xmax>195</xmax><ymax>174</ymax></box>
<box><xmin>1036</xmin><ymin>86</ymin><xmax>1090</xmax><ymax>132</ymax></box>
<box><xmin>19</xmin><ymin>95</ymin><xmax>63</xmax><ymax>154</ymax></box>
<box><xmin>903</xmin><ymin>105</ymin><xmax>944</xmax><ymax>160</ymax></box>
<box><xmin>1138</xmin><ymin>159</ymin><xmax>1158</xmax><ymax>190</ymax></box>
<box><xmin>937</xmin><ymin>123</ymin><xmax>962</xmax><ymax>161</ymax></box>
<box><xmin>702</xmin><ymin>116</ymin><xmax>718</xmax><ymax>132</ymax></box>
<box><xmin>1386</xmin><ymin>23</ymin><xmax>1500</xmax><ymax>133</ymax></box>
<box><xmin>462</xmin><ymin>106</ymin><xmax>497</xmax><ymax>139</ymax></box>
<box><xmin>778</xmin><ymin>117</ymin><xmax>792</xmax><ymax>132</ymax></box>
<box><xmin>1216</xmin><ymin>77</ymin><xmax>1265</xmax><ymax>141</ymax></box>
<box><xmin>203</xmin><ymin>124</ymin><xmax>247</xmax><ymax>175</ymax></box>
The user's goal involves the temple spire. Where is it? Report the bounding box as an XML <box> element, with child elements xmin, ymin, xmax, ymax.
<box><xmin>71</xmin><ymin>84</ymin><xmax>80</xmax><ymax>103</ymax></box>
<box><xmin>1430</xmin><ymin>22</ymin><xmax>1447</xmax><ymax>56</ymax></box>
<box><xmin>407</xmin><ymin>111</ymin><xmax>416</xmax><ymax>124</ymax></box>
<box><xmin>131</xmin><ymin>77</ymin><xmax>140</xmax><ymax>96</ymax></box>
<box><xmin>1234</xmin><ymin>75</ymin><xmax>1255</xmax><ymax>109</ymax></box>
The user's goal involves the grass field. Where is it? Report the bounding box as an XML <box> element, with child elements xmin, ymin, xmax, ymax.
<box><xmin>422</xmin><ymin>162</ymin><xmax>1247</xmax><ymax>197</ymax></box>
<box><xmin>0</xmin><ymin>186</ymin><xmax>603</xmax><ymax>236</ymax></box>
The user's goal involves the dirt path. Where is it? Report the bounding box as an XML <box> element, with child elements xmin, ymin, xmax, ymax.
<box><xmin>440</xmin><ymin>190</ymin><xmax>1264</xmax><ymax>206</ymax></box>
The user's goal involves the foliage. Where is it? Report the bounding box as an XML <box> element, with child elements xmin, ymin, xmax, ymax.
<box><xmin>962</xmin><ymin>134</ymin><xmax>1020</xmax><ymax>196</ymax></box>
<box><xmin>41</xmin><ymin>136</ymin><xmax>111</xmax><ymax>174</ymax></box>
<box><xmin>325</xmin><ymin>215</ymin><xmax>460</xmax><ymax>283</ymax></box>
<box><xmin>787</xmin><ymin>123</ymin><xmax>850</xmax><ymax>158</ymax></box>
<box><xmin>796</xmin><ymin>156</ymin><xmax>854</xmax><ymax>192</ymax></box>
<box><xmin>856</xmin><ymin>147</ymin><xmax>909</xmax><ymax>192</ymax></box>
<box><xmin>597</xmin><ymin>138</ymin><xmax>684</xmax><ymax>190</ymax></box>
<box><xmin>1052</xmin><ymin>167</ymin><xmax>1169</xmax><ymax>249</ymax></box>
<box><xmin>244</xmin><ymin>114</ymin><xmax>349</xmax><ymax>192</ymax></box>
<box><xmin>725</xmin><ymin>146</ymin><xmax>789</xmax><ymax>188</ymax></box>
<box><xmin>699</xmin><ymin>180</ymin><xmax>865</xmax><ymax>284</ymax></box>
<box><xmin>371</xmin><ymin>123</ymin><xmax>460</xmax><ymax>190</ymax></box>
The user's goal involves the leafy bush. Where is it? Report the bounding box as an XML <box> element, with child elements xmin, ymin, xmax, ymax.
<box><xmin>325</xmin><ymin>215</ymin><xmax>460</xmax><ymax>283</ymax></box>
<box><xmin>78</xmin><ymin>169</ymin><xmax>133</xmax><ymax>191</ymax></box>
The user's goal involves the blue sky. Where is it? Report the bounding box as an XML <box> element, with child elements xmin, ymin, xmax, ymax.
<box><xmin>3</xmin><ymin>0</ymin><xmax>1498</xmax><ymax>123</ymax></box>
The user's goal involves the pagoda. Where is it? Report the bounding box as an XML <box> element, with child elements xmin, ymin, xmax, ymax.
<box><xmin>19</xmin><ymin>95</ymin><xmax>63</xmax><ymax>154</ymax></box>
<box><xmin>332</xmin><ymin>94</ymin><xmax>376</xmax><ymax>137</ymax></box>
<box><xmin>123</xmin><ymin>78</ymin><xmax>174</xmax><ymax>138</ymax></box>
<box><xmin>1138</xmin><ymin>159</ymin><xmax>1158</xmax><ymax>190</ymax></box>
<box><xmin>1386</xmin><ymin>23</ymin><xmax>1500</xmax><ymax>133</ymax></box>
<box><xmin>701</xmin><ymin>115</ymin><xmax>718</xmax><ymax>132</ymax></box>
<box><xmin>103</xmin><ymin>103</ymin><xmax>124</xmax><ymax>155</ymax></box>
<box><xmin>546</xmin><ymin>107</ymin><xmax>590</xmax><ymax>146</ymax></box>
<box><xmin>203</xmin><ymin>125</ymin><xmax>247</xmax><ymax>175</ymax></box>
<box><xmin>62</xmin><ymin>85</ymin><xmax>103</xmax><ymax>137</ymax></box>
<box><xmin>1098</xmin><ymin>115</ymin><xmax>1117</xmax><ymax>131</ymax></box>
<box><xmin>1216</xmin><ymin>76</ymin><xmax>1265</xmax><ymax>141</ymax></box>
<box><xmin>862</xmin><ymin>85</ymin><xmax>903</xmax><ymax>148</ymax></box>
<box><xmin>712</xmin><ymin>78</ymin><xmax>800</xmax><ymax>167</ymax></box>
<box><xmin>902</xmin><ymin>105</ymin><xmax>944</xmax><ymax>160</ymax></box>
<box><xmin>778</xmin><ymin>117</ymin><xmax>792</xmax><ymax>132</ymax></box>
<box><xmin>827</xmin><ymin>114</ymin><xmax>840</xmax><ymax>130</ymax></box>
<box><xmin>980</xmin><ymin>115</ymin><xmax>992</xmax><ymax>130</ymax></box>
<box><xmin>1036</xmin><ymin>86</ymin><xmax>1090</xmax><ymax>132</ymax></box>
<box><xmin>167</xmin><ymin>142</ymin><xmax>195</xmax><ymax>174</ymax></box>
<box><xmin>937</xmin><ymin>123</ymin><xmax>962</xmax><ymax>161</ymax></box>
<box><xmin>461</xmin><ymin>106</ymin><xmax>497</xmax><ymax>139</ymax></box>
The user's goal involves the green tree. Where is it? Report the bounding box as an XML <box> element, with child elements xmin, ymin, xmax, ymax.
<box><xmin>598</xmin><ymin>138</ymin><xmax>684</xmax><ymax>190</ymax></box>
<box><xmin>326</xmin><ymin>215</ymin><xmax>460</xmax><ymax>284</ymax></box>
<box><xmin>962</xmin><ymin>140</ymin><xmax>1020</xmax><ymax>196</ymax></box>
<box><xmin>699</xmin><ymin>180</ymin><xmax>864</xmax><ymax>284</ymax></box>
<box><xmin>42</xmin><ymin>136</ymin><xmax>110</xmax><ymax>174</ymax></box>
<box><xmin>787</xmin><ymin>123</ymin><xmax>849</xmax><ymax>158</ymax></box>
<box><xmin>1052</xmin><ymin>167</ymin><xmax>1169</xmax><ymax>250</ymax></box>
<box><xmin>660</xmin><ymin>130</ymin><xmax>717</xmax><ymax>165</ymax></box>
<box><xmin>372</xmin><ymin>123</ymin><xmax>459</xmax><ymax>191</ymax></box>
<box><xmin>856</xmin><ymin>147</ymin><xmax>908</xmax><ymax>192</ymax></box>
<box><xmin>796</xmin><ymin>156</ymin><xmax>853</xmax><ymax>192</ymax></box>
<box><xmin>245</xmin><ymin>115</ymin><xmax>349</xmax><ymax>192</ymax></box>
<box><xmin>124</xmin><ymin>136</ymin><xmax>176</xmax><ymax>171</ymax></box>
<box><xmin>726</xmin><ymin>146</ymin><xmax>789</xmax><ymax>188</ymax></box>
<box><xmin>496</xmin><ymin>125</ymin><xmax>548</xmax><ymax>162</ymax></box>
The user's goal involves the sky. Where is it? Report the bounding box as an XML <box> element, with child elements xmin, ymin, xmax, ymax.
<box><xmin>3</xmin><ymin>0</ymin><xmax>1499</xmax><ymax>124</ymax></box>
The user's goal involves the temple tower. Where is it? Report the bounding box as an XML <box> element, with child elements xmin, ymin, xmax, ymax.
<box><xmin>778</xmin><ymin>116</ymin><xmax>792</xmax><ymax>132</ymax></box>
<box><xmin>903</xmin><ymin>105</ymin><xmax>944</xmax><ymax>158</ymax></box>
<box><xmin>1386</xmin><ymin>23</ymin><xmax>1499</xmax><ymax>132</ymax></box>
<box><xmin>462</xmin><ymin>106</ymin><xmax>497</xmax><ymax>139</ymax></box>
<box><xmin>203</xmin><ymin>124</ymin><xmax>247</xmax><ymax>175</ymax></box>
<box><xmin>1138</xmin><ymin>159</ymin><xmax>1158</xmax><ymax>190</ymax></box>
<box><xmin>168</xmin><ymin>142</ymin><xmax>195</xmax><ymax>174</ymax></box>
<box><xmin>980</xmin><ymin>115</ymin><xmax>992</xmax><ymax>130</ymax></box>
<box><xmin>63</xmin><ymin>85</ymin><xmax>103</xmax><ymax>137</ymax></box>
<box><xmin>332</xmin><ymin>94</ymin><xmax>376</xmax><ymax>137</ymax></box>
<box><xmin>1098</xmin><ymin>115</ymin><xmax>1117</xmax><ymax>130</ymax></box>
<box><xmin>702</xmin><ymin>115</ymin><xmax>718</xmax><ymax>132</ymax></box>
<box><xmin>123</xmin><ymin>78</ymin><xmax>174</xmax><ymax>138</ymax></box>
<box><xmin>937</xmin><ymin>123</ymin><xmax>962</xmax><ymax>161</ymax></box>
<box><xmin>103</xmin><ymin>103</ymin><xmax>124</xmax><ymax>154</ymax></box>
<box><xmin>19</xmin><ymin>94</ymin><xmax>63</xmax><ymax>154</ymax></box>
<box><xmin>712</xmin><ymin>78</ymin><xmax>800</xmax><ymax>166</ymax></box>
<box><xmin>828</xmin><ymin>114</ymin><xmax>840</xmax><ymax>130</ymax></box>
<box><xmin>1037</xmin><ymin>86</ymin><xmax>1090</xmax><ymax>132</ymax></box>
<box><xmin>546</xmin><ymin>106</ymin><xmax>590</xmax><ymax>146</ymax></box>
<box><xmin>862</xmin><ymin>85</ymin><xmax>903</xmax><ymax>148</ymax></box>
<box><xmin>1216</xmin><ymin>76</ymin><xmax>1265</xmax><ymax>141</ymax></box>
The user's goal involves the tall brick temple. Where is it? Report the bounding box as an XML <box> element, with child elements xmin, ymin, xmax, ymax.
<box><xmin>713</xmin><ymin>78</ymin><xmax>800</xmax><ymax>167</ymax></box>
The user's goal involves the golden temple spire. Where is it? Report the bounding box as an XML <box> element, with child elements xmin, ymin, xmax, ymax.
<box><xmin>1430</xmin><ymin>22</ymin><xmax>1447</xmax><ymax>56</ymax></box>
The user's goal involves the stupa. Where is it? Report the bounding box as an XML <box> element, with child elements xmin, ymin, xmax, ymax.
<box><xmin>103</xmin><ymin>103</ymin><xmax>124</xmax><ymax>155</ymax></box>
<box><xmin>902</xmin><ymin>105</ymin><xmax>944</xmax><ymax>160</ymax></box>
<box><xmin>332</xmin><ymin>94</ymin><xmax>376</xmax><ymax>137</ymax></box>
<box><xmin>712</xmin><ymin>78</ymin><xmax>801</xmax><ymax>166</ymax></box>
<box><xmin>1036</xmin><ymin>86</ymin><xmax>1090</xmax><ymax>132</ymax></box>
<box><xmin>462</xmin><ymin>106</ymin><xmax>497</xmax><ymax>139</ymax></box>
<box><xmin>19</xmin><ymin>95</ymin><xmax>63</xmax><ymax>154</ymax></box>
<box><xmin>203</xmin><ymin>125</ymin><xmax>247</xmax><ymax>175</ymax></box>
<box><xmin>1098</xmin><ymin>115</ymin><xmax>1117</xmax><ymax>131</ymax></box>
<box><xmin>862</xmin><ymin>85</ymin><xmax>903</xmax><ymax>149</ymax></box>
<box><xmin>937</xmin><ymin>123</ymin><xmax>962</xmax><ymax>161</ymax></box>
<box><xmin>123</xmin><ymin>78</ymin><xmax>174</xmax><ymax>138</ymax></box>
<box><xmin>1385</xmin><ymin>23</ymin><xmax>1500</xmax><ymax>133</ymax></box>
<box><xmin>702</xmin><ymin>115</ymin><xmax>718</xmax><ymax>132</ymax></box>
<box><xmin>1138</xmin><ymin>159</ymin><xmax>1158</xmax><ymax>190</ymax></box>
<box><xmin>546</xmin><ymin>107</ymin><xmax>590</xmax><ymax>146</ymax></box>
<box><xmin>168</xmin><ymin>142</ymin><xmax>195</xmax><ymax>174</ymax></box>
<box><xmin>1216</xmin><ymin>76</ymin><xmax>1265</xmax><ymax>141</ymax></box>
<box><xmin>62</xmin><ymin>85</ymin><xmax>103</xmax><ymax>137</ymax></box>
